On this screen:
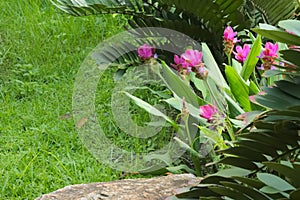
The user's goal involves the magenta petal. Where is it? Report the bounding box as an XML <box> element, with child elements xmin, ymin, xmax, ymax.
<box><xmin>137</xmin><ymin>44</ymin><xmax>155</xmax><ymax>60</ymax></box>
<box><xmin>181</xmin><ymin>49</ymin><xmax>202</xmax><ymax>67</ymax></box>
<box><xmin>224</xmin><ymin>26</ymin><xmax>237</xmax><ymax>41</ymax></box>
<box><xmin>234</xmin><ymin>44</ymin><xmax>250</xmax><ymax>62</ymax></box>
<box><xmin>199</xmin><ymin>104</ymin><xmax>218</xmax><ymax>121</ymax></box>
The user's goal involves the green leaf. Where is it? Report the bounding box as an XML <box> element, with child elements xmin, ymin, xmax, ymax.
<box><xmin>279</xmin><ymin>20</ymin><xmax>300</xmax><ymax>36</ymax></box>
<box><xmin>202</xmin><ymin>43</ymin><xmax>229</xmax><ymax>89</ymax></box>
<box><xmin>232</xmin><ymin>59</ymin><xmax>242</xmax><ymax>74</ymax></box>
<box><xmin>222</xmin><ymin>146</ymin><xmax>267</xmax><ymax>162</ymax></box>
<box><xmin>280</xmin><ymin>49</ymin><xmax>300</xmax><ymax>67</ymax></box>
<box><xmin>241</xmin><ymin>35</ymin><xmax>262</xmax><ymax>81</ymax></box>
<box><xmin>190</xmin><ymin>72</ymin><xmax>209</xmax><ymax>100</ymax></box>
<box><xmin>200</xmin><ymin>127</ymin><xmax>224</xmax><ymax>149</ymax></box>
<box><xmin>252</xmin><ymin>28</ymin><xmax>300</xmax><ymax>46</ymax></box>
<box><xmin>175</xmin><ymin>184</ymin><xmax>220</xmax><ymax>198</ymax></box>
<box><xmin>225</xmin><ymin>66</ymin><xmax>251</xmax><ymax>111</ymax></box>
<box><xmin>233</xmin><ymin>177</ymin><xmax>265</xmax><ymax>189</ymax></box>
<box><xmin>249</xmin><ymin>80</ymin><xmax>260</xmax><ymax>95</ymax></box>
<box><xmin>249</xmin><ymin>1</ymin><xmax>298</xmax><ymax>25</ymax></box>
<box><xmin>221</xmin><ymin>181</ymin><xmax>272</xmax><ymax>200</ymax></box>
<box><xmin>260</xmin><ymin>186</ymin><xmax>281</xmax><ymax>194</ymax></box>
<box><xmin>257</xmin><ymin>173</ymin><xmax>296</xmax><ymax>192</ymax></box>
<box><xmin>263</xmin><ymin>70</ymin><xmax>294</xmax><ymax>77</ymax></box>
<box><xmin>201</xmin><ymin>175</ymin><xmax>236</xmax><ymax>184</ymax></box>
<box><xmin>225</xmin><ymin>93</ymin><xmax>244</xmax><ymax>117</ymax></box>
<box><xmin>220</xmin><ymin>157</ymin><xmax>258</xmax><ymax>170</ymax></box>
<box><xmin>164</xmin><ymin>97</ymin><xmax>207</xmax><ymax>124</ymax></box>
<box><xmin>214</xmin><ymin>167</ymin><xmax>251</xmax><ymax>178</ymax></box>
<box><xmin>160</xmin><ymin>61</ymin><xmax>202</xmax><ymax>107</ymax></box>
<box><xmin>209</xmin><ymin>186</ymin><xmax>250</xmax><ymax>200</ymax></box>
<box><xmin>263</xmin><ymin>162</ymin><xmax>300</xmax><ymax>187</ymax></box>
<box><xmin>124</xmin><ymin>92</ymin><xmax>178</xmax><ymax>128</ymax></box>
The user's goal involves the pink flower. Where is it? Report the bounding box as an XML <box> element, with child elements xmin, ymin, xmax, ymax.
<box><xmin>258</xmin><ymin>42</ymin><xmax>278</xmax><ymax>71</ymax></box>
<box><xmin>223</xmin><ymin>26</ymin><xmax>238</xmax><ymax>42</ymax></box>
<box><xmin>233</xmin><ymin>44</ymin><xmax>250</xmax><ymax>62</ymax></box>
<box><xmin>137</xmin><ymin>44</ymin><xmax>155</xmax><ymax>60</ymax></box>
<box><xmin>171</xmin><ymin>49</ymin><xmax>207</xmax><ymax>79</ymax></box>
<box><xmin>199</xmin><ymin>104</ymin><xmax>218</xmax><ymax>121</ymax></box>
<box><xmin>260</xmin><ymin>42</ymin><xmax>278</xmax><ymax>58</ymax></box>
<box><xmin>223</xmin><ymin>26</ymin><xmax>238</xmax><ymax>55</ymax></box>
<box><xmin>181</xmin><ymin>49</ymin><xmax>203</xmax><ymax>67</ymax></box>
<box><xmin>173</xmin><ymin>54</ymin><xmax>187</xmax><ymax>68</ymax></box>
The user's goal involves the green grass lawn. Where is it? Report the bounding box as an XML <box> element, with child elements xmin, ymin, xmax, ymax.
<box><xmin>0</xmin><ymin>0</ymin><xmax>153</xmax><ymax>199</ymax></box>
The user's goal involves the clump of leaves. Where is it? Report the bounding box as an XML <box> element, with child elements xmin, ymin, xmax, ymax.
<box><xmin>167</xmin><ymin>20</ymin><xmax>300</xmax><ymax>200</ymax></box>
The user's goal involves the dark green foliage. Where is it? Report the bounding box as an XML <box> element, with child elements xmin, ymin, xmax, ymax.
<box><xmin>52</xmin><ymin>0</ymin><xmax>299</xmax><ymax>56</ymax></box>
<box><xmin>168</xmin><ymin>20</ymin><xmax>300</xmax><ymax>200</ymax></box>
<box><xmin>248</xmin><ymin>0</ymin><xmax>299</xmax><ymax>25</ymax></box>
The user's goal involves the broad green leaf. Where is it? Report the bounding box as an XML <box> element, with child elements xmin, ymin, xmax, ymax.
<box><xmin>202</xmin><ymin>43</ymin><xmax>229</xmax><ymax>89</ymax></box>
<box><xmin>258</xmin><ymin>23</ymin><xmax>281</xmax><ymax>31</ymax></box>
<box><xmin>279</xmin><ymin>20</ymin><xmax>300</xmax><ymax>36</ymax></box>
<box><xmin>164</xmin><ymin>97</ymin><xmax>206</xmax><ymax>124</ymax></box>
<box><xmin>225</xmin><ymin>66</ymin><xmax>251</xmax><ymax>111</ymax></box>
<box><xmin>233</xmin><ymin>177</ymin><xmax>265</xmax><ymax>189</ymax></box>
<box><xmin>220</xmin><ymin>157</ymin><xmax>258</xmax><ymax>170</ymax></box>
<box><xmin>225</xmin><ymin>93</ymin><xmax>244</xmax><ymax>117</ymax></box>
<box><xmin>205</xmin><ymin>77</ymin><xmax>227</xmax><ymax>112</ymax></box>
<box><xmin>260</xmin><ymin>186</ymin><xmax>281</xmax><ymax>194</ymax></box>
<box><xmin>160</xmin><ymin>61</ymin><xmax>201</xmax><ymax>107</ymax></box>
<box><xmin>175</xmin><ymin>184</ymin><xmax>220</xmax><ymax>198</ymax></box>
<box><xmin>201</xmin><ymin>175</ymin><xmax>236</xmax><ymax>184</ymax></box>
<box><xmin>221</xmin><ymin>181</ymin><xmax>272</xmax><ymax>200</ymax></box>
<box><xmin>263</xmin><ymin>162</ymin><xmax>300</xmax><ymax>187</ymax></box>
<box><xmin>199</xmin><ymin>127</ymin><xmax>225</xmax><ymax>149</ymax></box>
<box><xmin>249</xmin><ymin>80</ymin><xmax>260</xmax><ymax>95</ymax></box>
<box><xmin>173</xmin><ymin>137</ymin><xmax>203</xmax><ymax>159</ymax></box>
<box><xmin>255</xmin><ymin>86</ymin><xmax>300</xmax><ymax>110</ymax></box>
<box><xmin>241</xmin><ymin>35</ymin><xmax>262</xmax><ymax>81</ymax></box>
<box><xmin>222</xmin><ymin>146</ymin><xmax>267</xmax><ymax>162</ymax></box>
<box><xmin>124</xmin><ymin>92</ymin><xmax>178</xmax><ymax>128</ymax></box>
<box><xmin>209</xmin><ymin>186</ymin><xmax>250</xmax><ymax>200</ymax></box>
<box><xmin>257</xmin><ymin>173</ymin><xmax>296</xmax><ymax>192</ymax></box>
<box><xmin>252</xmin><ymin>29</ymin><xmax>300</xmax><ymax>46</ymax></box>
<box><xmin>263</xmin><ymin>70</ymin><xmax>291</xmax><ymax>77</ymax></box>
<box><xmin>190</xmin><ymin>72</ymin><xmax>209</xmax><ymax>100</ymax></box>
<box><xmin>214</xmin><ymin>167</ymin><xmax>251</xmax><ymax>178</ymax></box>
<box><xmin>236</xmin><ymin>110</ymin><xmax>263</xmax><ymax>131</ymax></box>
<box><xmin>280</xmin><ymin>49</ymin><xmax>300</xmax><ymax>67</ymax></box>
<box><xmin>232</xmin><ymin>59</ymin><xmax>242</xmax><ymax>74</ymax></box>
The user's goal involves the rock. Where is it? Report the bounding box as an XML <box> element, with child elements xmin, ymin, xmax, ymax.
<box><xmin>36</xmin><ymin>174</ymin><xmax>201</xmax><ymax>200</ymax></box>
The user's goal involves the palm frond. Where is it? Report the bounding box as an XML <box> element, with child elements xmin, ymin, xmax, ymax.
<box><xmin>51</xmin><ymin>0</ymin><xmax>148</xmax><ymax>16</ymax></box>
<box><xmin>248</xmin><ymin>0</ymin><xmax>299</xmax><ymax>25</ymax></box>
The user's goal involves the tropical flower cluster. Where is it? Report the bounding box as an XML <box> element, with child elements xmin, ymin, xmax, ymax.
<box><xmin>223</xmin><ymin>26</ymin><xmax>279</xmax><ymax>70</ymax></box>
<box><xmin>223</xmin><ymin>26</ymin><xmax>238</xmax><ymax>56</ymax></box>
<box><xmin>172</xmin><ymin>49</ymin><xmax>208</xmax><ymax>80</ymax></box>
<box><xmin>258</xmin><ymin>42</ymin><xmax>279</xmax><ymax>70</ymax></box>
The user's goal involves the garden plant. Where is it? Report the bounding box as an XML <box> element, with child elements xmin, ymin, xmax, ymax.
<box><xmin>1</xmin><ymin>0</ymin><xmax>299</xmax><ymax>199</ymax></box>
<box><xmin>52</xmin><ymin>0</ymin><xmax>300</xmax><ymax>199</ymax></box>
